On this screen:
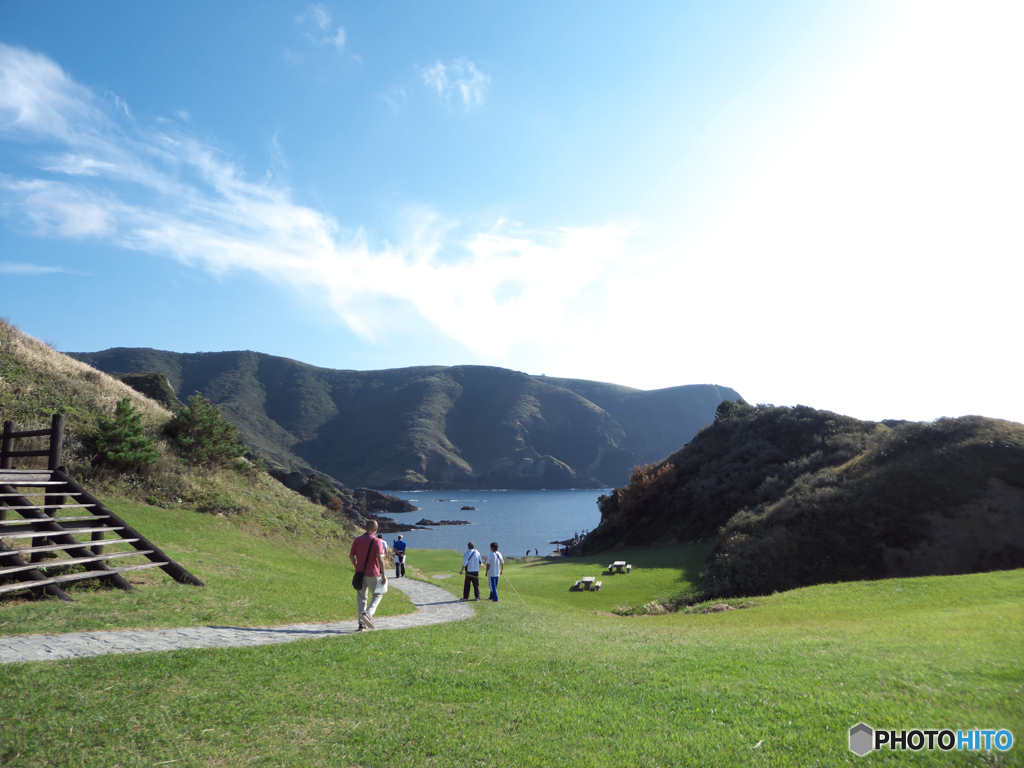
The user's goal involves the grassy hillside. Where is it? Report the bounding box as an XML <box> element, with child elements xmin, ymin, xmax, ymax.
<box><xmin>0</xmin><ymin>319</ymin><xmax>362</xmax><ymax>579</ymax></box>
<box><xmin>0</xmin><ymin>499</ymin><xmax>408</xmax><ymax>636</ymax></box>
<box><xmin>2</xmin><ymin>536</ymin><xmax>1021</xmax><ymax>766</ymax></box>
<box><xmin>0</xmin><ymin>319</ymin><xmax>171</xmax><ymax>438</ymax></box>
<box><xmin>586</xmin><ymin>400</ymin><xmax>1024</xmax><ymax>598</ymax></box>
<box><xmin>70</xmin><ymin>347</ymin><xmax>739</xmax><ymax>489</ymax></box>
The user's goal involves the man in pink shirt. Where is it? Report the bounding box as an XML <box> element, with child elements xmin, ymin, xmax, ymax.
<box><xmin>349</xmin><ymin>520</ymin><xmax>388</xmax><ymax>631</ymax></box>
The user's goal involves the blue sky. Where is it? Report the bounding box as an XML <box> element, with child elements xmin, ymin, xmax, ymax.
<box><xmin>1</xmin><ymin>1</ymin><xmax>1022</xmax><ymax>425</ymax></box>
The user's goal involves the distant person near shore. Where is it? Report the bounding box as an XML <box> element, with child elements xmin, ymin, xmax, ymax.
<box><xmin>350</xmin><ymin>521</ymin><xmax>388</xmax><ymax>631</ymax></box>
<box><xmin>459</xmin><ymin>542</ymin><xmax>482</xmax><ymax>601</ymax></box>
<box><xmin>485</xmin><ymin>542</ymin><xmax>504</xmax><ymax>602</ymax></box>
<box><xmin>393</xmin><ymin>534</ymin><xmax>407</xmax><ymax>578</ymax></box>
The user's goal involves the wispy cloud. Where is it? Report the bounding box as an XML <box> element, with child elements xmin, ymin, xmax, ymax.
<box><xmin>420</xmin><ymin>58</ymin><xmax>490</xmax><ymax>110</ymax></box>
<box><xmin>0</xmin><ymin>262</ymin><xmax>80</xmax><ymax>275</ymax></box>
<box><xmin>0</xmin><ymin>43</ymin><xmax>621</xmax><ymax>359</ymax></box>
<box><xmin>378</xmin><ymin>86</ymin><xmax>407</xmax><ymax>114</ymax></box>
<box><xmin>294</xmin><ymin>4</ymin><xmax>346</xmax><ymax>50</ymax></box>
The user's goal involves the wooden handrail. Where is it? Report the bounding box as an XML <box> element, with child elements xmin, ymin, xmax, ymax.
<box><xmin>1</xmin><ymin>414</ymin><xmax>64</xmax><ymax>470</ymax></box>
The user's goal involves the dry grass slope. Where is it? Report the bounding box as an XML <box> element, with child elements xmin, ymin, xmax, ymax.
<box><xmin>0</xmin><ymin>318</ymin><xmax>170</xmax><ymax>433</ymax></box>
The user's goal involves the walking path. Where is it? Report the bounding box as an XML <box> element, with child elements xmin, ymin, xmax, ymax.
<box><xmin>0</xmin><ymin>577</ymin><xmax>472</xmax><ymax>665</ymax></box>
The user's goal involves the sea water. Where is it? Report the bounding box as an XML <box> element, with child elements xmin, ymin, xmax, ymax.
<box><xmin>378</xmin><ymin>489</ymin><xmax>607</xmax><ymax>557</ymax></box>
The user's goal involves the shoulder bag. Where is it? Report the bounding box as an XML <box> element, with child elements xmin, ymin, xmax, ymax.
<box><xmin>352</xmin><ymin>536</ymin><xmax>376</xmax><ymax>590</ymax></box>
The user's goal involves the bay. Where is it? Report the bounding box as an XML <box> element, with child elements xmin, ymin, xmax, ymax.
<box><xmin>378</xmin><ymin>489</ymin><xmax>607</xmax><ymax>557</ymax></box>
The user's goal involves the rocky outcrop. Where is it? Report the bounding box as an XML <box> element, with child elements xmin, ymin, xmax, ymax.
<box><xmin>352</xmin><ymin>487</ymin><xmax>417</xmax><ymax>513</ymax></box>
<box><xmin>415</xmin><ymin>519</ymin><xmax>471</xmax><ymax>526</ymax></box>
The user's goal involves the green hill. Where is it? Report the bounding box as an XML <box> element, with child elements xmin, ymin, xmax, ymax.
<box><xmin>0</xmin><ymin>319</ymin><xmax>367</xmax><ymax>541</ymax></box>
<box><xmin>585</xmin><ymin>400</ymin><xmax>1024</xmax><ymax>597</ymax></box>
<box><xmin>69</xmin><ymin>348</ymin><xmax>740</xmax><ymax>490</ymax></box>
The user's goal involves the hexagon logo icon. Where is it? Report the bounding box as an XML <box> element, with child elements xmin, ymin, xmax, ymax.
<box><xmin>849</xmin><ymin>723</ymin><xmax>874</xmax><ymax>756</ymax></box>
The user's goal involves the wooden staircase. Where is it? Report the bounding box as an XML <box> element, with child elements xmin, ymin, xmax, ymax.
<box><xmin>0</xmin><ymin>414</ymin><xmax>204</xmax><ymax>601</ymax></box>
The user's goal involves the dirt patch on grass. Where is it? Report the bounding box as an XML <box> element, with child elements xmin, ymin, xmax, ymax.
<box><xmin>692</xmin><ymin>603</ymin><xmax>735</xmax><ymax>614</ymax></box>
<box><xmin>685</xmin><ymin>600</ymin><xmax>757</xmax><ymax>614</ymax></box>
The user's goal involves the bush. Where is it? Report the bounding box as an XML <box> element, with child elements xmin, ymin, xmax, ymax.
<box><xmin>298</xmin><ymin>473</ymin><xmax>343</xmax><ymax>506</ymax></box>
<box><xmin>95</xmin><ymin>398</ymin><xmax>159</xmax><ymax>471</ymax></box>
<box><xmin>164</xmin><ymin>394</ymin><xmax>246</xmax><ymax>467</ymax></box>
<box><xmin>714</xmin><ymin>397</ymin><xmax>751</xmax><ymax>422</ymax></box>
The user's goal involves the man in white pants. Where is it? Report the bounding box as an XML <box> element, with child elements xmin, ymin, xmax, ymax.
<box><xmin>349</xmin><ymin>520</ymin><xmax>388</xmax><ymax>631</ymax></box>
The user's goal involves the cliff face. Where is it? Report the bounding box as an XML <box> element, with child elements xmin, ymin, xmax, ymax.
<box><xmin>70</xmin><ymin>348</ymin><xmax>739</xmax><ymax>490</ymax></box>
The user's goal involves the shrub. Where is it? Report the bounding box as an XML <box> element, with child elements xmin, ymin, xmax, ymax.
<box><xmin>164</xmin><ymin>394</ymin><xmax>246</xmax><ymax>467</ymax></box>
<box><xmin>95</xmin><ymin>398</ymin><xmax>159</xmax><ymax>471</ymax></box>
<box><xmin>298</xmin><ymin>473</ymin><xmax>343</xmax><ymax>506</ymax></box>
<box><xmin>714</xmin><ymin>398</ymin><xmax>751</xmax><ymax>422</ymax></box>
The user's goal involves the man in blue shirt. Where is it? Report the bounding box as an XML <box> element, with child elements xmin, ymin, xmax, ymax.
<box><xmin>393</xmin><ymin>534</ymin><xmax>408</xmax><ymax>578</ymax></box>
<box><xmin>459</xmin><ymin>541</ymin><xmax>482</xmax><ymax>601</ymax></box>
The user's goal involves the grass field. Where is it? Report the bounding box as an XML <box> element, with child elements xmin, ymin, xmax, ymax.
<box><xmin>2</xmin><ymin>505</ymin><xmax>1022</xmax><ymax>767</ymax></box>
<box><xmin>0</xmin><ymin>501</ymin><xmax>411</xmax><ymax>637</ymax></box>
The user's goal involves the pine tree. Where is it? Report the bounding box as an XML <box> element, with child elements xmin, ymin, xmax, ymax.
<box><xmin>164</xmin><ymin>394</ymin><xmax>246</xmax><ymax>467</ymax></box>
<box><xmin>96</xmin><ymin>398</ymin><xmax>159</xmax><ymax>470</ymax></box>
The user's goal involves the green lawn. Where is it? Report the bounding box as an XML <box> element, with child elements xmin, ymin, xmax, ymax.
<box><xmin>2</xmin><ymin>507</ymin><xmax>1022</xmax><ymax>767</ymax></box>
<box><xmin>0</xmin><ymin>501</ymin><xmax>411</xmax><ymax>636</ymax></box>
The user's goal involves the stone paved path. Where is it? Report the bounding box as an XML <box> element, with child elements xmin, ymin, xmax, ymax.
<box><xmin>0</xmin><ymin>577</ymin><xmax>472</xmax><ymax>665</ymax></box>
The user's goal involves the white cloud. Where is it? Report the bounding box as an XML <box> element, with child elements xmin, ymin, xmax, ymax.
<box><xmin>0</xmin><ymin>45</ymin><xmax>100</xmax><ymax>144</ymax></box>
<box><xmin>0</xmin><ymin>262</ymin><xmax>75</xmax><ymax>275</ymax></box>
<box><xmin>0</xmin><ymin>43</ymin><xmax>617</xmax><ymax>361</ymax></box>
<box><xmin>1</xmin><ymin>177</ymin><xmax>116</xmax><ymax>238</ymax></box>
<box><xmin>379</xmin><ymin>86</ymin><xmax>407</xmax><ymax>114</ymax></box>
<box><xmin>420</xmin><ymin>58</ymin><xmax>490</xmax><ymax>110</ymax></box>
<box><xmin>40</xmin><ymin>153</ymin><xmax>118</xmax><ymax>177</ymax></box>
<box><xmin>295</xmin><ymin>4</ymin><xmax>330</xmax><ymax>29</ymax></box>
<box><xmin>267</xmin><ymin>129</ymin><xmax>290</xmax><ymax>171</ymax></box>
<box><xmin>112</xmin><ymin>95</ymin><xmax>132</xmax><ymax>119</ymax></box>
<box><xmin>294</xmin><ymin>4</ymin><xmax>346</xmax><ymax>51</ymax></box>
<box><xmin>420</xmin><ymin>62</ymin><xmax>447</xmax><ymax>97</ymax></box>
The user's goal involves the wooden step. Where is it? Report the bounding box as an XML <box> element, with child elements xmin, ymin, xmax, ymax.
<box><xmin>0</xmin><ymin>550</ymin><xmax>156</xmax><ymax>577</ymax></box>
<box><xmin>0</xmin><ymin>480</ymin><xmax>69</xmax><ymax>487</ymax></box>
<box><xmin>0</xmin><ymin>518</ymin><xmax>113</xmax><ymax>533</ymax></box>
<box><xmin>47</xmin><ymin>517</ymin><xmax>112</xmax><ymax>529</ymax></box>
<box><xmin>0</xmin><ymin>516</ymin><xmax>58</xmax><ymax>526</ymax></box>
<box><xmin>0</xmin><ymin>492</ymin><xmax>84</xmax><ymax>498</ymax></box>
<box><xmin>0</xmin><ymin>562</ymin><xmax>169</xmax><ymax>596</ymax></box>
<box><xmin>0</xmin><ymin>514</ymin><xmax>107</xmax><ymax>528</ymax></box>
<box><xmin>0</xmin><ymin>503</ymin><xmax>96</xmax><ymax>511</ymax></box>
<box><xmin>0</xmin><ymin>526</ymin><xmax>123</xmax><ymax>540</ymax></box>
<box><xmin>0</xmin><ymin>538</ymin><xmax>141</xmax><ymax>558</ymax></box>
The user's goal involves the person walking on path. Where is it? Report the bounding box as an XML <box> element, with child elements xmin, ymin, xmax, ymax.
<box><xmin>485</xmin><ymin>542</ymin><xmax>504</xmax><ymax>602</ymax></box>
<box><xmin>393</xmin><ymin>534</ymin><xmax>408</xmax><ymax>578</ymax></box>
<box><xmin>350</xmin><ymin>521</ymin><xmax>388</xmax><ymax>631</ymax></box>
<box><xmin>459</xmin><ymin>541</ymin><xmax>483</xmax><ymax>601</ymax></box>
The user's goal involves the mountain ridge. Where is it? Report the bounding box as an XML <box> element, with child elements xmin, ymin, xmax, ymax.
<box><xmin>69</xmin><ymin>347</ymin><xmax>740</xmax><ymax>490</ymax></box>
